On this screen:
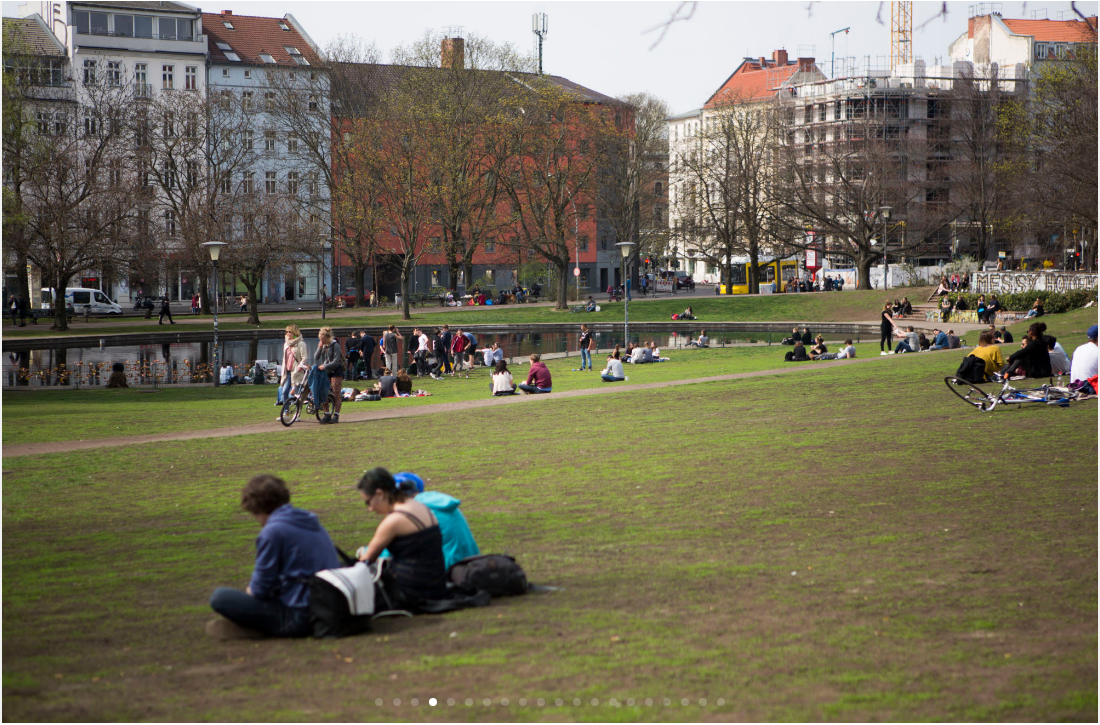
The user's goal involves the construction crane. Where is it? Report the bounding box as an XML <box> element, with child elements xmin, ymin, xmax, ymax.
<box><xmin>891</xmin><ymin>0</ymin><xmax>913</xmax><ymax>70</ymax></box>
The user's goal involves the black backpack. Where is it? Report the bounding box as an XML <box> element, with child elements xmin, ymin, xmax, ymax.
<box><xmin>955</xmin><ymin>355</ymin><xmax>988</xmax><ymax>384</ymax></box>
<box><xmin>448</xmin><ymin>554</ymin><xmax>528</xmax><ymax>597</ymax></box>
<box><xmin>309</xmin><ymin>550</ymin><xmax>408</xmax><ymax>639</ymax></box>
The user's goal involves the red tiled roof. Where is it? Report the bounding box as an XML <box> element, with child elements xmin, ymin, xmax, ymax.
<box><xmin>1001</xmin><ymin>17</ymin><xmax>1098</xmax><ymax>43</ymax></box>
<box><xmin>704</xmin><ymin>61</ymin><xmax>801</xmax><ymax>108</ymax></box>
<box><xmin>203</xmin><ymin>12</ymin><xmax>322</xmax><ymax>68</ymax></box>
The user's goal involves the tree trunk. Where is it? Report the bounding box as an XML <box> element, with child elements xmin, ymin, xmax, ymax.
<box><xmin>199</xmin><ymin>273</ymin><xmax>212</xmax><ymax>315</ymax></box>
<box><xmin>14</xmin><ymin>249</ymin><xmax>31</xmax><ymax>310</ymax></box>
<box><xmin>353</xmin><ymin>261</ymin><xmax>368</xmax><ymax>307</ymax></box>
<box><xmin>463</xmin><ymin>260</ymin><xmax>473</xmax><ymax>294</ymax></box>
<box><xmin>855</xmin><ymin>254</ymin><xmax>875</xmax><ymax>290</ymax></box>
<box><xmin>555</xmin><ymin>259</ymin><xmax>569</xmax><ymax>309</ymax></box>
<box><xmin>241</xmin><ymin>276</ymin><xmax>262</xmax><ymax>325</ymax></box>
<box><xmin>447</xmin><ymin>260</ymin><xmax>460</xmax><ymax>291</ymax></box>
<box><xmin>400</xmin><ymin>265</ymin><xmax>412</xmax><ymax>320</ymax></box>
<box><xmin>748</xmin><ymin>245</ymin><xmax>760</xmax><ymax>295</ymax></box>
<box><xmin>52</xmin><ymin>272</ymin><xmax>72</xmax><ymax>331</ymax></box>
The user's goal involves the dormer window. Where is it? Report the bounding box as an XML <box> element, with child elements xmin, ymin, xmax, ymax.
<box><xmin>259</xmin><ymin>54</ymin><xmax>276</xmax><ymax>64</ymax></box>
<box><xmin>278</xmin><ymin>22</ymin><xmax>290</xmax><ymax>31</ymax></box>
<box><xmin>223</xmin><ymin>20</ymin><xmax>234</xmax><ymax>30</ymax></box>
<box><xmin>224</xmin><ymin>52</ymin><xmax>240</xmax><ymax>62</ymax></box>
<box><xmin>284</xmin><ymin>46</ymin><xmax>301</xmax><ymax>55</ymax></box>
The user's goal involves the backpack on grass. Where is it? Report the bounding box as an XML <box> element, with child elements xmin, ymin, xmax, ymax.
<box><xmin>955</xmin><ymin>355</ymin><xmax>988</xmax><ymax>384</ymax></box>
<box><xmin>309</xmin><ymin>555</ymin><xmax>408</xmax><ymax>638</ymax></box>
<box><xmin>448</xmin><ymin>554</ymin><xmax>528</xmax><ymax>597</ymax></box>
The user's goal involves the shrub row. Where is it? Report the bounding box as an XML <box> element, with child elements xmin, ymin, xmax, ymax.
<box><xmin>945</xmin><ymin>288</ymin><xmax>1098</xmax><ymax>314</ymax></box>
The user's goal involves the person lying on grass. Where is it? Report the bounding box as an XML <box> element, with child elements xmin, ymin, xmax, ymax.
<box><xmin>207</xmin><ymin>474</ymin><xmax>340</xmax><ymax>640</ymax></box>
<box><xmin>601</xmin><ymin>352</ymin><xmax>626</xmax><ymax>382</ymax></box>
<box><xmin>365</xmin><ymin>472</ymin><xmax>480</xmax><ymax>571</ymax></box>
<box><xmin>355</xmin><ymin>467</ymin><xmax>447</xmax><ymax>609</ymax></box>
<box><xmin>518</xmin><ymin>353</ymin><xmax>552</xmax><ymax>394</ymax></box>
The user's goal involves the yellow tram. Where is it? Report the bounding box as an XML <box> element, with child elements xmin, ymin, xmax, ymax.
<box><xmin>722</xmin><ymin>258</ymin><xmax>800</xmax><ymax>294</ymax></box>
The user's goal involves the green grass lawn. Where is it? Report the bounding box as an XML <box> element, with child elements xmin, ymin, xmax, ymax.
<box><xmin>1</xmin><ymin>309</ymin><xmax>1096</xmax><ymax>721</ymax></box>
<box><xmin>5</xmin><ymin>307</ymin><xmax>1095</xmax><ymax>448</ymax></box>
<box><xmin>1</xmin><ymin>287</ymin><xmax>934</xmax><ymax>338</ymax></box>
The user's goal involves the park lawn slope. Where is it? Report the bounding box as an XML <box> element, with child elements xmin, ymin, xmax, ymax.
<box><xmin>1</xmin><ymin>351</ymin><xmax>1096</xmax><ymax>721</ymax></box>
<box><xmin>1</xmin><ymin>287</ymin><xmax>934</xmax><ymax>339</ymax></box>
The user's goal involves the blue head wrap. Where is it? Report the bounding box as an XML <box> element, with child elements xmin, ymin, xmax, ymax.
<box><xmin>394</xmin><ymin>471</ymin><xmax>426</xmax><ymax>494</ymax></box>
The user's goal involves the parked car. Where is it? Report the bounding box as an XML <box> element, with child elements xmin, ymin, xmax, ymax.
<box><xmin>672</xmin><ymin>271</ymin><xmax>695</xmax><ymax>290</ymax></box>
<box><xmin>41</xmin><ymin>287</ymin><xmax>123</xmax><ymax>315</ymax></box>
<box><xmin>335</xmin><ymin>288</ymin><xmax>363</xmax><ymax>308</ymax></box>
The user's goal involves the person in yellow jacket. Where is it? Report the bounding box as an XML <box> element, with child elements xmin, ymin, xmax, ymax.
<box><xmin>968</xmin><ymin>330</ymin><xmax>1004</xmax><ymax>379</ymax></box>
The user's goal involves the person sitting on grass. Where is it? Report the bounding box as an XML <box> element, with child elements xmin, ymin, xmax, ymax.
<box><xmin>648</xmin><ymin>341</ymin><xmax>667</xmax><ymax>361</ymax></box>
<box><xmin>207</xmin><ymin>474</ymin><xmax>340</xmax><ymax>640</ymax></box>
<box><xmin>966</xmin><ymin>330</ymin><xmax>1004</xmax><ymax>383</ymax></box>
<box><xmin>355</xmin><ymin>468</ymin><xmax>447</xmax><ymax>610</ymax></box>
<box><xmin>782</xmin><ymin>326</ymin><xmax>800</xmax><ymax>345</ymax></box>
<box><xmin>601</xmin><ymin>351</ymin><xmax>626</xmax><ymax>382</ymax></box>
<box><xmin>889</xmin><ymin>326</ymin><xmax>920</xmax><ymax>354</ymax></box>
<box><xmin>999</xmin><ymin>322</ymin><xmax>1051</xmax><ymax>380</ymax></box>
<box><xmin>395</xmin><ymin>368</ymin><xmax>414</xmax><ymax>397</ymax></box>
<box><xmin>373</xmin><ymin>368</ymin><xmax>398</xmax><ymax>399</ymax></box>
<box><xmin>917</xmin><ymin>332</ymin><xmax>931</xmax><ymax>351</ymax></box>
<box><xmin>490</xmin><ymin>360</ymin><xmax>517</xmax><ymax>396</ymax></box>
<box><xmin>517</xmin><ymin>353</ymin><xmax>552</xmax><ymax>394</ymax></box>
<box><xmin>106</xmin><ymin>362</ymin><xmax>129</xmax><ymax>388</ymax></box>
<box><xmin>388</xmin><ymin>472</ymin><xmax>479</xmax><ymax>571</ymax></box>
<box><xmin>687</xmin><ymin>330</ymin><xmax>709</xmax><ymax>348</ymax></box>
<box><xmin>808</xmin><ymin>335</ymin><xmax>828</xmax><ymax>360</ymax></box>
<box><xmin>928</xmin><ymin>328</ymin><xmax>950</xmax><ymax>351</ymax></box>
<box><xmin>1069</xmin><ymin>325</ymin><xmax>1098</xmax><ymax>390</ymax></box>
<box><xmin>946</xmin><ymin>330</ymin><xmax>961</xmax><ymax>349</ymax></box>
<box><xmin>680</xmin><ymin>306</ymin><xmax>696</xmax><ymax>321</ymax></box>
<box><xmin>629</xmin><ymin>344</ymin><xmax>646</xmax><ymax>364</ymax></box>
<box><xmin>784</xmin><ymin>341</ymin><xmax>810</xmax><ymax>362</ymax></box>
<box><xmin>585</xmin><ymin>296</ymin><xmax>597</xmax><ymax>312</ymax></box>
<box><xmin>1025</xmin><ymin>297</ymin><xmax>1044</xmax><ymax>319</ymax></box>
<box><xmin>1046</xmin><ymin>335</ymin><xmax>1071</xmax><ymax>376</ymax></box>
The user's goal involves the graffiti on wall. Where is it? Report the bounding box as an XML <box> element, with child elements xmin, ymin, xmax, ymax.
<box><xmin>972</xmin><ymin>272</ymin><xmax>1099</xmax><ymax>294</ymax></box>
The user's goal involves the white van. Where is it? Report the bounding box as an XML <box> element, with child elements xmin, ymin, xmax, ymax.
<box><xmin>41</xmin><ymin>287</ymin><xmax>123</xmax><ymax>315</ymax></box>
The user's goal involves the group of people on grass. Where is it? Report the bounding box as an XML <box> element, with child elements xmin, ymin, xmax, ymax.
<box><xmin>880</xmin><ymin>301</ymin><xmax>965</xmax><ymax>355</ymax></box>
<box><xmin>207</xmin><ymin>468</ymin><xmax>480</xmax><ymax>640</ymax></box>
<box><xmin>785</xmin><ymin>336</ymin><xmax>857</xmax><ymax>362</ymax></box>
<box><xmin>488</xmin><ymin>354</ymin><xmax>553</xmax><ymax>396</ymax></box>
<box><xmin>965</xmin><ymin>322</ymin><xmax>1097</xmax><ymax>388</ymax></box>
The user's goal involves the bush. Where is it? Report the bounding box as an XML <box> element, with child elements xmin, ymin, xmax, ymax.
<box><xmin>947</xmin><ymin>288</ymin><xmax>1097</xmax><ymax>314</ymax></box>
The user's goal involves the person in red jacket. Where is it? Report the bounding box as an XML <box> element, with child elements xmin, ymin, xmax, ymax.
<box><xmin>451</xmin><ymin>326</ymin><xmax>468</xmax><ymax>372</ymax></box>
<box><xmin>518</xmin><ymin>353</ymin><xmax>553</xmax><ymax>394</ymax></box>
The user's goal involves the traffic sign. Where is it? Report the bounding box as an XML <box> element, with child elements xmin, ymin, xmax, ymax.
<box><xmin>573</xmin><ymin>267</ymin><xmax>580</xmax><ymax>277</ymax></box>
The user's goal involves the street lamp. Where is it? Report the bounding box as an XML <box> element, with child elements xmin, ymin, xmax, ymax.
<box><xmin>878</xmin><ymin>206</ymin><xmax>892</xmax><ymax>291</ymax></box>
<box><xmin>203</xmin><ymin>242</ymin><xmax>226</xmax><ymax>386</ymax></box>
<box><xmin>616</xmin><ymin>241</ymin><xmax>635</xmax><ymax>345</ymax></box>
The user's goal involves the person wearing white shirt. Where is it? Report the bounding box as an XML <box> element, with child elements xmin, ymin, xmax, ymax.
<box><xmin>601</xmin><ymin>353</ymin><xmax>626</xmax><ymax>382</ymax></box>
<box><xmin>1046</xmin><ymin>336</ymin><xmax>1071</xmax><ymax>376</ymax></box>
<box><xmin>1069</xmin><ymin>325</ymin><xmax>1098</xmax><ymax>385</ymax></box>
<box><xmin>490</xmin><ymin>360</ymin><xmax>516</xmax><ymax>395</ymax></box>
<box><xmin>835</xmin><ymin>339</ymin><xmax>857</xmax><ymax>359</ymax></box>
<box><xmin>629</xmin><ymin>346</ymin><xmax>645</xmax><ymax>364</ymax></box>
<box><xmin>413</xmin><ymin>328</ymin><xmax>431</xmax><ymax>377</ymax></box>
<box><xmin>482</xmin><ymin>342</ymin><xmax>504</xmax><ymax>367</ymax></box>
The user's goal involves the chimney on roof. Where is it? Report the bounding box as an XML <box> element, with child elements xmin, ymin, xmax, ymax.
<box><xmin>773</xmin><ymin>49</ymin><xmax>789</xmax><ymax>65</ymax></box>
<box><xmin>441</xmin><ymin>37</ymin><xmax>465</xmax><ymax>69</ymax></box>
<box><xmin>797</xmin><ymin>57</ymin><xmax>815</xmax><ymax>72</ymax></box>
<box><xmin>221</xmin><ymin>10</ymin><xmax>232</xmax><ymax>15</ymax></box>
<box><xmin>759</xmin><ymin>56</ymin><xmax>768</xmax><ymax>67</ymax></box>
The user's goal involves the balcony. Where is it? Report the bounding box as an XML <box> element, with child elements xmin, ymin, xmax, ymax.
<box><xmin>74</xmin><ymin>30</ymin><xmax>207</xmax><ymax>56</ymax></box>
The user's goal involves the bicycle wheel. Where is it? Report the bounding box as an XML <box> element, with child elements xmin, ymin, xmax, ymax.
<box><xmin>280</xmin><ymin>397</ymin><xmax>302</xmax><ymax>427</ymax></box>
<box><xmin>944</xmin><ymin>376</ymin><xmax>995</xmax><ymax>411</ymax></box>
<box><xmin>315</xmin><ymin>392</ymin><xmax>336</xmax><ymax>422</ymax></box>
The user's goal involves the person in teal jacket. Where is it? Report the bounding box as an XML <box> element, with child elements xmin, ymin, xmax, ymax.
<box><xmin>366</xmin><ymin>471</ymin><xmax>479</xmax><ymax>570</ymax></box>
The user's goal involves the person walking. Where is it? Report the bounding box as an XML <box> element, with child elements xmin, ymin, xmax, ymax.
<box><xmin>276</xmin><ymin>325</ymin><xmax>308</xmax><ymax>414</ymax></box>
<box><xmin>191</xmin><ymin>292</ymin><xmax>200</xmax><ymax>315</ymax></box>
<box><xmin>579</xmin><ymin>324</ymin><xmax>594</xmax><ymax>371</ymax></box>
<box><xmin>345</xmin><ymin>331</ymin><xmax>360</xmax><ymax>381</ymax></box>
<box><xmin>8</xmin><ymin>294</ymin><xmax>20</xmax><ymax>326</ymax></box>
<box><xmin>382</xmin><ymin>325</ymin><xmax>402</xmax><ymax>375</ymax></box>
<box><xmin>439</xmin><ymin>325</ymin><xmax>454</xmax><ymax>375</ymax></box>
<box><xmin>159</xmin><ymin>294</ymin><xmax>175</xmax><ymax>325</ymax></box>
<box><xmin>412</xmin><ymin>327</ymin><xmax>430</xmax><ymax>377</ymax></box>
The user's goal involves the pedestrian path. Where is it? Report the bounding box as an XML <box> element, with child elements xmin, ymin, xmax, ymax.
<box><xmin>3</xmin><ymin>354</ymin><xmax>890</xmax><ymax>457</ymax></box>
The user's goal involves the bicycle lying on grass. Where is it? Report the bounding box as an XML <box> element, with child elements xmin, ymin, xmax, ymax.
<box><xmin>944</xmin><ymin>374</ymin><xmax>1081</xmax><ymax>412</ymax></box>
<box><xmin>280</xmin><ymin>381</ymin><xmax>337</xmax><ymax>427</ymax></box>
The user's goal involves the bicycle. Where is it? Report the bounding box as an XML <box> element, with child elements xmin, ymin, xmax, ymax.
<box><xmin>944</xmin><ymin>374</ymin><xmax>1077</xmax><ymax>412</ymax></box>
<box><xmin>280</xmin><ymin>380</ymin><xmax>337</xmax><ymax>426</ymax></box>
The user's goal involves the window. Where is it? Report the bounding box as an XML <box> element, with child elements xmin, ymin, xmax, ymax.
<box><xmin>158</xmin><ymin>17</ymin><xmax>177</xmax><ymax>39</ymax></box>
<box><xmin>114</xmin><ymin>14</ymin><xmax>133</xmax><ymax>36</ymax></box>
<box><xmin>185</xmin><ymin>66</ymin><xmax>197</xmax><ymax>90</ymax></box>
<box><xmin>287</xmin><ymin>171</ymin><xmax>299</xmax><ymax>194</ymax></box>
<box><xmin>74</xmin><ymin>11</ymin><xmax>108</xmax><ymax>35</ymax></box>
<box><xmin>84</xmin><ymin>112</ymin><xmax>98</xmax><ymax>137</ymax></box>
<box><xmin>161</xmin><ymin>64</ymin><xmax>173</xmax><ymax>89</ymax></box>
<box><xmin>186</xmin><ymin>161</ymin><xmax>198</xmax><ymax>187</ymax></box>
<box><xmin>287</xmin><ymin>135</ymin><xmax>298</xmax><ymax>153</ymax></box>
<box><xmin>83</xmin><ymin>58</ymin><xmax>96</xmax><ymax>85</ymax></box>
<box><xmin>306</xmin><ymin>173</ymin><xmax>318</xmax><ymax>194</ymax></box>
<box><xmin>818</xmin><ymin>104</ymin><xmax>826</xmax><ymax>122</ymax></box>
<box><xmin>576</xmin><ymin>203</ymin><xmax>589</xmax><ymax>220</ymax></box>
<box><xmin>264</xmin><ymin>130</ymin><xmax>276</xmax><ymax>151</ymax></box>
<box><xmin>162</xmin><ymin>111</ymin><xmax>175</xmax><ymax>138</ymax></box>
<box><xmin>654</xmin><ymin>181</ymin><xmax>663</xmax><ymax>196</ymax></box>
<box><xmin>241</xmin><ymin>171</ymin><xmax>254</xmax><ymax>194</ymax></box>
<box><xmin>578</xmin><ymin>234</ymin><xmax>589</xmax><ymax>252</ymax></box>
<box><xmin>243</xmin><ymin>69</ymin><xmax>251</xmax><ymax>78</ymax></box>
<box><xmin>834</xmin><ymin>102</ymin><xmax>841</xmax><ymax>121</ymax></box>
<box><xmin>308</xmin><ymin>95</ymin><xmax>318</xmax><ymax>112</ymax></box>
<box><xmin>164</xmin><ymin>210</ymin><xmax>176</xmax><ymax>235</ymax></box>
<box><xmin>654</xmin><ymin>206</ymin><xmax>663</xmax><ymax>224</ymax></box>
<box><xmin>223</xmin><ymin>20</ymin><xmax>235</xmax><ymax>30</ymax></box>
<box><xmin>279</xmin><ymin>22</ymin><xmax>290</xmax><ymax>31</ymax></box>
<box><xmin>225</xmin><ymin>51</ymin><xmax>241</xmax><ymax>62</ymax></box>
<box><xmin>107</xmin><ymin>60</ymin><xmax>121</xmax><ymax>86</ymax></box>
<box><xmin>804</xmin><ymin>105</ymin><xmax>813</xmax><ymax>123</ymax></box>
<box><xmin>222</xmin><ymin>68</ymin><xmax>230</xmax><ymax>77</ymax></box>
<box><xmin>161</xmin><ymin>161</ymin><xmax>176</xmax><ymax>187</ymax></box>
<box><xmin>293</xmin><ymin>56</ymin><xmax>310</xmax><ymax>66</ymax></box>
<box><xmin>220</xmin><ymin>173</ymin><xmax>231</xmax><ymax>194</ymax></box>
<box><xmin>36</xmin><ymin>110</ymin><xmax>50</xmax><ymax>135</ymax></box>
<box><xmin>242</xmin><ymin>129</ymin><xmax>253</xmax><ymax>150</ymax></box>
<box><xmin>264</xmin><ymin>91</ymin><xmax>275</xmax><ymax>108</ymax></box>
<box><xmin>485</xmin><ymin>239</ymin><xmax>495</xmax><ymax>253</ymax></box>
<box><xmin>134</xmin><ymin>62</ymin><xmax>149</xmax><ymax>95</ymax></box>
<box><xmin>266</xmin><ymin>171</ymin><xmax>276</xmax><ymax>193</ymax></box>
<box><xmin>242</xmin><ymin>91</ymin><xmax>253</xmax><ymax>109</ymax></box>
<box><xmin>134</xmin><ymin>15</ymin><xmax>152</xmax><ymax>38</ymax></box>
<box><xmin>259</xmin><ymin>54</ymin><xmax>276</xmax><ymax>64</ymax></box>
<box><xmin>53</xmin><ymin>112</ymin><xmax>66</xmax><ymax>136</ymax></box>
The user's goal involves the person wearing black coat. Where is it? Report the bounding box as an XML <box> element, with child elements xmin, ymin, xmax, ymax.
<box><xmin>158</xmin><ymin>294</ymin><xmax>174</xmax><ymax>324</ymax></box>
<box><xmin>1001</xmin><ymin>322</ymin><xmax>1051</xmax><ymax>379</ymax></box>
<box><xmin>438</xmin><ymin>325</ymin><xmax>453</xmax><ymax>375</ymax></box>
<box><xmin>358</xmin><ymin>330</ymin><xmax>376</xmax><ymax>379</ymax></box>
<box><xmin>800</xmin><ymin>328</ymin><xmax>813</xmax><ymax>345</ymax></box>
<box><xmin>785</xmin><ymin>341</ymin><xmax>811</xmax><ymax>362</ymax></box>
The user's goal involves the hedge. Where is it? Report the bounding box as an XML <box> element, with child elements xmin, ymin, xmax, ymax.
<box><xmin>946</xmin><ymin>288</ymin><xmax>1098</xmax><ymax>314</ymax></box>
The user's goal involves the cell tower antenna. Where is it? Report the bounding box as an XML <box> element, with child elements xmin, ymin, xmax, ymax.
<box><xmin>891</xmin><ymin>0</ymin><xmax>913</xmax><ymax>70</ymax></box>
<box><xmin>532</xmin><ymin>12</ymin><xmax>548</xmax><ymax>75</ymax></box>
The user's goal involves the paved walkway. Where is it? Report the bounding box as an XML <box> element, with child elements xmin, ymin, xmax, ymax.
<box><xmin>4</xmin><ymin>353</ymin><xmax>901</xmax><ymax>458</ymax></box>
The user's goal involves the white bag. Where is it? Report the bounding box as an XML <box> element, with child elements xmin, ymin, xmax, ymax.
<box><xmin>314</xmin><ymin>561</ymin><xmax>378</xmax><ymax>616</ymax></box>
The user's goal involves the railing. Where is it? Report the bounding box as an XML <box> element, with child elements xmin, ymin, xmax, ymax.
<box><xmin>77</xmin><ymin>29</ymin><xmax>202</xmax><ymax>42</ymax></box>
<box><xmin>3</xmin><ymin>359</ymin><xmax>220</xmax><ymax>389</ymax></box>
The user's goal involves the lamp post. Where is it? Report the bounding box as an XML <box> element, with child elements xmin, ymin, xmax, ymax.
<box><xmin>616</xmin><ymin>242</ymin><xmax>635</xmax><ymax>345</ymax></box>
<box><xmin>202</xmin><ymin>242</ymin><xmax>226</xmax><ymax>386</ymax></box>
<box><xmin>878</xmin><ymin>206</ymin><xmax>892</xmax><ymax>291</ymax></box>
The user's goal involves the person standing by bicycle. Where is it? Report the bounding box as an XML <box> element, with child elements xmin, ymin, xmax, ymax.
<box><xmin>276</xmin><ymin>325</ymin><xmax>308</xmax><ymax>415</ymax></box>
<box><xmin>314</xmin><ymin>326</ymin><xmax>344</xmax><ymax>425</ymax></box>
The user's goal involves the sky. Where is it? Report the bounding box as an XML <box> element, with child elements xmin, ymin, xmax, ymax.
<box><xmin>4</xmin><ymin>0</ymin><xmax>1097</xmax><ymax>113</ymax></box>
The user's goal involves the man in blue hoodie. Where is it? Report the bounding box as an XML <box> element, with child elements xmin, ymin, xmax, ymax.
<box><xmin>207</xmin><ymin>474</ymin><xmax>340</xmax><ymax>639</ymax></box>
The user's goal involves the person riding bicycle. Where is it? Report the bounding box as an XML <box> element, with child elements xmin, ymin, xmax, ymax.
<box><xmin>313</xmin><ymin>326</ymin><xmax>344</xmax><ymax>424</ymax></box>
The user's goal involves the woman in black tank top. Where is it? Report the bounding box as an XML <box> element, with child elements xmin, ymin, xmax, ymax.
<box><xmin>356</xmin><ymin>467</ymin><xmax>447</xmax><ymax>605</ymax></box>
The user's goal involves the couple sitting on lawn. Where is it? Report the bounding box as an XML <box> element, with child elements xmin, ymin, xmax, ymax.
<box><xmin>207</xmin><ymin>469</ymin><xmax>479</xmax><ymax>640</ymax></box>
<box><xmin>489</xmin><ymin>354</ymin><xmax>553</xmax><ymax>396</ymax></box>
